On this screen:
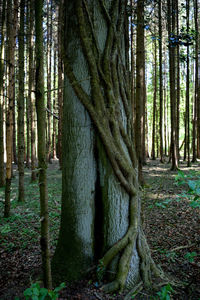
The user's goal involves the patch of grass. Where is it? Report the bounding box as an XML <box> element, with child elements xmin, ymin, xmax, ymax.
<box><xmin>0</xmin><ymin>164</ymin><xmax>62</xmax><ymax>254</ymax></box>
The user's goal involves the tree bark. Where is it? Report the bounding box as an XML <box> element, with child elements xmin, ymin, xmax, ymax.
<box><xmin>135</xmin><ymin>0</ymin><xmax>145</xmax><ymax>182</ymax></box>
<box><xmin>18</xmin><ymin>0</ymin><xmax>25</xmax><ymax>202</ymax></box>
<box><xmin>159</xmin><ymin>1</ymin><xmax>164</xmax><ymax>163</ymax></box>
<box><xmin>167</xmin><ymin>0</ymin><xmax>178</xmax><ymax>170</ymax></box>
<box><xmin>35</xmin><ymin>0</ymin><xmax>52</xmax><ymax>288</ymax></box>
<box><xmin>52</xmin><ymin>0</ymin><xmax>163</xmax><ymax>293</ymax></box>
<box><xmin>0</xmin><ymin>0</ymin><xmax>6</xmax><ymax>187</ymax></box>
<box><xmin>186</xmin><ymin>0</ymin><xmax>190</xmax><ymax>167</ymax></box>
<box><xmin>152</xmin><ymin>37</ymin><xmax>157</xmax><ymax>160</ymax></box>
<box><xmin>4</xmin><ymin>0</ymin><xmax>18</xmax><ymax>217</ymax></box>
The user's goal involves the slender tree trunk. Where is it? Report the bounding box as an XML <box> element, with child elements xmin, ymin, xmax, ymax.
<box><xmin>13</xmin><ymin>84</ymin><xmax>17</xmax><ymax>165</ymax></box>
<box><xmin>46</xmin><ymin>0</ymin><xmax>52</xmax><ymax>163</ymax></box>
<box><xmin>52</xmin><ymin>46</ymin><xmax>57</xmax><ymax>159</ymax></box>
<box><xmin>35</xmin><ymin>0</ymin><xmax>52</xmax><ymax>288</ymax></box>
<box><xmin>176</xmin><ymin>0</ymin><xmax>180</xmax><ymax>161</ymax></box>
<box><xmin>152</xmin><ymin>38</ymin><xmax>157</xmax><ymax>160</ymax></box>
<box><xmin>167</xmin><ymin>0</ymin><xmax>178</xmax><ymax>170</ymax></box>
<box><xmin>193</xmin><ymin>0</ymin><xmax>198</xmax><ymax>160</ymax></box>
<box><xmin>28</xmin><ymin>0</ymin><xmax>36</xmax><ymax>182</ymax></box>
<box><xmin>57</xmin><ymin>3</ymin><xmax>63</xmax><ymax>168</ymax></box>
<box><xmin>18</xmin><ymin>0</ymin><xmax>25</xmax><ymax>202</ymax></box>
<box><xmin>135</xmin><ymin>0</ymin><xmax>145</xmax><ymax>182</ymax></box>
<box><xmin>4</xmin><ymin>0</ymin><xmax>18</xmax><ymax>217</ymax></box>
<box><xmin>186</xmin><ymin>0</ymin><xmax>190</xmax><ymax>167</ymax></box>
<box><xmin>0</xmin><ymin>0</ymin><xmax>6</xmax><ymax>187</ymax></box>
<box><xmin>159</xmin><ymin>1</ymin><xmax>164</xmax><ymax>162</ymax></box>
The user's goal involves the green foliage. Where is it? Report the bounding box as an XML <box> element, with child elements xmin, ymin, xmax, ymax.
<box><xmin>149</xmin><ymin>199</ymin><xmax>172</xmax><ymax>209</ymax></box>
<box><xmin>24</xmin><ymin>282</ymin><xmax>65</xmax><ymax>300</ymax></box>
<box><xmin>153</xmin><ymin>284</ymin><xmax>174</xmax><ymax>300</ymax></box>
<box><xmin>96</xmin><ymin>259</ymin><xmax>106</xmax><ymax>282</ymax></box>
<box><xmin>184</xmin><ymin>251</ymin><xmax>197</xmax><ymax>263</ymax></box>
<box><xmin>175</xmin><ymin>170</ymin><xmax>200</xmax><ymax>208</ymax></box>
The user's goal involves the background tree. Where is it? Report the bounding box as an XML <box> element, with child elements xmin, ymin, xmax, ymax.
<box><xmin>17</xmin><ymin>0</ymin><xmax>25</xmax><ymax>202</ymax></box>
<box><xmin>35</xmin><ymin>0</ymin><xmax>52</xmax><ymax>288</ymax></box>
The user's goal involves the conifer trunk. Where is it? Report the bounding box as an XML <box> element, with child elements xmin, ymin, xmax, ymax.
<box><xmin>4</xmin><ymin>0</ymin><xmax>18</xmax><ymax>217</ymax></box>
<box><xmin>0</xmin><ymin>0</ymin><xmax>6</xmax><ymax>187</ymax></box>
<box><xmin>35</xmin><ymin>0</ymin><xmax>52</xmax><ymax>288</ymax></box>
<box><xmin>18</xmin><ymin>0</ymin><xmax>25</xmax><ymax>202</ymax></box>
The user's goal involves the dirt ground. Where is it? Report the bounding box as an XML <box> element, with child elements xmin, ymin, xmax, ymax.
<box><xmin>0</xmin><ymin>159</ymin><xmax>200</xmax><ymax>299</ymax></box>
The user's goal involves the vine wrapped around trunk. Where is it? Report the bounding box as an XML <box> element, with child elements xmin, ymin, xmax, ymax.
<box><xmin>53</xmin><ymin>0</ymin><xmax>164</xmax><ymax>293</ymax></box>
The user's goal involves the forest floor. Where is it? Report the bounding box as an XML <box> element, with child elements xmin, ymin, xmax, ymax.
<box><xmin>0</xmin><ymin>159</ymin><xmax>200</xmax><ymax>300</ymax></box>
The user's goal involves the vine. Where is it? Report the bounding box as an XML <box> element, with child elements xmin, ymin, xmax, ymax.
<box><xmin>62</xmin><ymin>0</ymin><xmax>164</xmax><ymax>293</ymax></box>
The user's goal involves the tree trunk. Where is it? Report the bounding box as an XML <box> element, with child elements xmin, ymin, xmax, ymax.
<box><xmin>28</xmin><ymin>0</ymin><xmax>36</xmax><ymax>182</ymax></box>
<box><xmin>135</xmin><ymin>0</ymin><xmax>145</xmax><ymax>182</ymax></box>
<box><xmin>186</xmin><ymin>0</ymin><xmax>190</xmax><ymax>167</ymax></box>
<box><xmin>57</xmin><ymin>2</ymin><xmax>63</xmax><ymax>168</ymax></box>
<box><xmin>0</xmin><ymin>0</ymin><xmax>6</xmax><ymax>187</ymax></box>
<box><xmin>4</xmin><ymin>0</ymin><xmax>18</xmax><ymax>217</ymax></box>
<box><xmin>167</xmin><ymin>0</ymin><xmax>178</xmax><ymax>170</ymax></box>
<box><xmin>193</xmin><ymin>0</ymin><xmax>198</xmax><ymax>160</ymax></box>
<box><xmin>176</xmin><ymin>0</ymin><xmax>180</xmax><ymax>161</ymax></box>
<box><xmin>52</xmin><ymin>0</ymin><xmax>163</xmax><ymax>293</ymax></box>
<box><xmin>35</xmin><ymin>0</ymin><xmax>52</xmax><ymax>288</ymax></box>
<box><xmin>46</xmin><ymin>0</ymin><xmax>52</xmax><ymax>163</ymax></box>
<box><xmin>152</xmin><ymin>38</ymin><xmax>157</xmax><ymax>160</ymax></box>
<box><xmin>159</xmin><ymin>1</ymin><xmax>164</xmax><ymax>163</ymax></box>
<box><xmin>17</xmin><ymin>0</ymin><xmax>25</xmax><ymax>202</ymax></box>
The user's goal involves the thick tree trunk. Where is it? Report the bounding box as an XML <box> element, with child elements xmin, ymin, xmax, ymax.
<box><xmin>17</xmin><ymin>0</ymin><xmax>25</xmax><ymax>202</ymax></box>
<box><xmin>52</xmin><ymin>0</ymin><xmax>162</xmax><ymax>293</ymax></box>
<box><xmin>35</xmin><ymin>0</ymin><xmax>52</xmax><ymax>288</ymax></box>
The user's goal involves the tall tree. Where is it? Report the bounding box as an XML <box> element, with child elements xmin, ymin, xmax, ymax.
<box><xmin>4</xmin><ymin>0</ymin><xmax>18</xmax><ymax>217</ymax></box>
<box><xmin>0</xmin><ymin>0</ymin><xmax>6</xmax><ymax>187</ymax></box>
<box><xmin>152</xmin><ymin>37</ymin><xmax>157</xmax><ymax>160</ymax></box>
<box><xmin>52</xmin><ymin>0</ymin><xmax>163</xmax><ymax>292</ymax></box>
<box><xmin>167</xmin><ymin>0</ymin><xmax>178</xmax><ymax>170</ymax></box>
<box><xmin>35</xmin><ymin>0</ymin><xmax>52</xmax><ymax>288</ymax></box>
<box><xmin>18</xmin><ymin>0</ymin><xmax>25</xmax><ymax>202</ymax></box>
<box><xmin>135</xmin><ymin>0</ymin><xmax>145</xmax><ymax>181</ymax></box>
<box><xmin>186</xmin><ymin>0</ymin><xmax>190</xmax><ymax>167</ymax></box>
<box><xmin>159</xmin><ymin>1</ymin><xmax>164</xmax><ymax>162</ymax></box>
<box><xmin>193</xmin><ymin>0</ymin><xmax>198</xmax><ymax>160</ymax></box>
<box><xmin>29</xmin><ymin>0</ymin><xmax>36</xmax><ymax>181</ymax></box>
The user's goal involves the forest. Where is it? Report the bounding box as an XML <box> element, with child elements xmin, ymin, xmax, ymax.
<box><xmin>0</xmin><ymin>0</ymin><xmax>200</xmax><ymax>299</ymax></box>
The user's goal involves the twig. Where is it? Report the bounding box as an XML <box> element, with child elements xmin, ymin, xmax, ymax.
<box><xmin>170</xmin><ymin>243</ymin><xmax>196</xmax><ymax>252</ymax></box>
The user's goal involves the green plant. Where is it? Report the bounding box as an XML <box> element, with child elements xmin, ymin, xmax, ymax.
<box><xmin>24</xmin><ymin>282</ymin><xmax>66</xmax><ymax>300</ymax></box>
<box><xmin>154</xmin><ymin>284</ymin><xmax>174</xmax><ymax>300</ymax></box>
<box><xmin>175</xmin><ymin>170</ymin><xmax>200</xmax><ymax>208</ymax></box>
<box><xmin>184</xmin><ymin>251</ymin><xmax>197</xmax><ymax>263</ymax></box>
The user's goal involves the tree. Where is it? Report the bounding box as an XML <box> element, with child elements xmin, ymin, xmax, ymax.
<box><xmin>35</xmin><ymin>0</ymin><xmax>52</xmax><ymax>288</ymax></box>
<box><xmin>28</xmin><ymin>0</ymin><xmax>37</xmax><ymax>182</ymax></box>
<box><xmin>17</xmin><ymin>0</ymin><xmax>25</xmax><ymax>202</ymax></box>
<box><xmin>0</xmin><ymin>0</ymin><xmax>6</xmax><ymax>187</ymax></box>
<box><xmin>159</xmin><ymin>1</ymin><xmax>164</xmax><ymax>163</ymax></box>
<box><xmin>167</xmin><ymin>0</ymin><xmax>178</xmax><ymax>170</ymax></box>
<box><xmin>4</xmin><ymin>0</ymin><xmax>18</xmax><ymax>217</ymax></box>
<box><xmin>135</xmin><ymin>0</ymin><xmax>145</xmax><ymax>181</ymax></box>
<box><xmin>52</xmin><ymin>0</ymin><xmax>162</xmax><ymax>293</ymax></box>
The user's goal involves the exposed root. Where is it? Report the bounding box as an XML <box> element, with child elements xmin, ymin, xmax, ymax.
<box><xmin>124</xmin><ymin>281</ymin><xmax>143</xmax><ymax>300</ymax></box>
